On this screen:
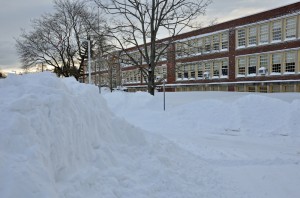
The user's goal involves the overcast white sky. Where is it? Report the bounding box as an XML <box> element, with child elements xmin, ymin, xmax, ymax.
<box><xmin>0</xmin><ymin>0</ymin><xmax>299</xmax><ymax>72</ymax></box>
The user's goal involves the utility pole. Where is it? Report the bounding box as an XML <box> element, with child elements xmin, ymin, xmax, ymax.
<box><xmin>98</xmin><ymin>6</ymin><xmax>101</xmax><ymax>93</ymax></box>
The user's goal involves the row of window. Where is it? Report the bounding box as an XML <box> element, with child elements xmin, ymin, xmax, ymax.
<box><xmin>176</xmin><ymin>31</ymin><xmax>229</xmax><ymax>57</ymax></box>
<box><xmin>235</xmin><ymin>84</ymin><xmax>299</xmax><ymax>92</ymax></box>
<box><xmin>236</xmin><ymin>50</ymin><xmax>299</xmax><ymax>77</ymax></box>
<box><xmin>176</xmin><ymin>59</ymin><xmax>228</xmax><ymax>80</ymax></box>
<box><xmin>122</xmin><ymin>66</ymin><xmax>167</xmax><ymax>83</ymax></box>
<box><xmin>237</xmin><ymin>15</ymin><xmax>299</xmax><ymax>48</ymax></box>
<box><xmin>120</xmin><ymin>46</ymin><xmax>167</xmax><ymax>67</ymax></box>
<box><xmin>119</xmin><ymin>15</ymin><xmax>299</xmax><ymax>67</ymax></box>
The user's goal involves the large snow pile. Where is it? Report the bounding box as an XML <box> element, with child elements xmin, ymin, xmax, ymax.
<box><xmin>104</xmin><ymin>90</ymin><xmax>300</xmax><ymax>198</ymax></box>
<box><xmin>104</xmin><ymin>91</ymin><xmax>300</xmax><ymax>138</ymax></box>
<box><xmin>1</xmin><ymin>72</ymin><xmax>299</xmax><ymax>198</ymax></box>
<box><xmin>0</xmin><ymin>73</ymin><xmax>230</xmax><ymax>198</ymax></box>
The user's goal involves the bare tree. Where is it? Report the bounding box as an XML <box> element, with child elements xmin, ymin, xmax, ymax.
<box><xmin>94</xmin><ymin>0</ymin><xmax>211</xmax><ymax>95</ymax></box>
<box><xmin>16</xmin><ymin>0</ymin><xmax>107</xmax><ymax>81</ymax></box>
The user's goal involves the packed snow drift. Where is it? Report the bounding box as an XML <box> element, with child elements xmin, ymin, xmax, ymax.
<box><xmin>0</xmin><ymin>73</ymin><xmax>227</xmax><ymax>198</ymax></box>
<box><xmin>103</xmin><ymin>89</ymin><xmax>300</xmax><ymax>198</ymax></box>
<box><xmin>0</xmin><ymin>72</ymin><xmax>299</xmax><ymax>198</ymax></box>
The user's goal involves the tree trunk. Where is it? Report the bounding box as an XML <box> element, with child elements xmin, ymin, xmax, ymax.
<box><xmin>148</xmin><ymin>70</ymin><xmax>155</xmax><ymax>95</ymax></box>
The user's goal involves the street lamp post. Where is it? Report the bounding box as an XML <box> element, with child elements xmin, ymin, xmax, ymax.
<box><xmin>87</xmin><ymin>39</ymin><xmax>91</xmax><ymax>84</ymax></box>
<box><xmin>163</xmin><ymin>78</ymin><xmax>166</xmax><ymax>111</ymax></box>
<box><xmin>81</xmin><ymin>38</ymin><xmax>91</xmax><ymax>84</ymax></box>
<box><xmin>157</xmin><ymin>76</ymin><xmax>166</xmax><ymax>111</ymax></box>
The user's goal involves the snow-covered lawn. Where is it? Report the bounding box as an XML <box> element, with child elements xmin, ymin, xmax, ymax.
<box><xmin>104</xmin><ymin>90</ymin><xmax>300</xmax><ymax>198</ymax></box>
<box><xmin>1</xmin><ymin>73</ymin><xmax>299</xmax><ymax>198</ymax></box>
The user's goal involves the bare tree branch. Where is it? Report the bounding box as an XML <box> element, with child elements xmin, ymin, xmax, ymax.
<box><xmin>95</xmin><ymin>0</ymin><xmax>211</xmax><ymax>95</ymax></box>
<box><xmin>16</xmin><ymin>0</ymin><xmax>108</xmax><ymax>80</ymax></box>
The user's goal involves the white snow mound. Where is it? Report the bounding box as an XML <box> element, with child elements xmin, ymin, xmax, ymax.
<box><xmin>0</xmin><ymin>73</ymin><xmax>225</xmax><ymax>198</ymax></box>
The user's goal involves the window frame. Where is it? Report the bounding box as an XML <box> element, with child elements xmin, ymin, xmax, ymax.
<box><xmin>248</xmin><ymin>56</ymin><xmax>257</xmax><ymax>76</ymax></box>
<box><xmin>204</xmin><ymin>36</ymin><xmax>211</xmax><ymax>53</ymax></box>
<box><xmin>213</xmin><ymin>34</ymin><xmax>220</xmax><ymax>51</ymax></box>
<box><xmin>248</xmin><ymin>26</ymin><xmax>257</xmax><ymax>46</ymax></box>
<box><xmin>272</xmin><ymin>20</ymin><xmax>282</xmax><ymax>42</ymax></box>
<box><xmin>285</xmin><ymin>51</ymin><xmax>296</xmax><ymax>73</ymax></box>
<box><xmin>221</xmin><ymin>32</ymin><xmax>229</xmax><ymax>50</ymax></box>
<box><xmin>213</xmin><ymin>61</ymin><xmax>220</xmax><ymax>78</ymax></box>
<box><xmin>221</xmin><ymin>60</ymin><xmax>228</xmax><ymax>77</ymax></box>
<box><xmin>259</xmin><ymin>23</ymin><xmax>269</xmax><ymax>44</ymax></box>
<box><xmin>285</xmin><ymin>17</ymin><xmax>297</xmax><ymax>40</ymax></box>
<box><xmin>271</xmin><ymin>53</ymin><xmax>282</xmax><ymax>74</ymax></box>
<box><xmin>197</xmin><ymin>63</ymin><xmax>203</xmax><ymax>79</ymax></box>
<box><xmin>237</xmin><ymin>28</ymin><xmax>246</xmax><ymax>48</ymax></box>
<box><xmin>237</xmin><ymin>57</ymin><xmax>246</xmax><ymax>76</ymax></box>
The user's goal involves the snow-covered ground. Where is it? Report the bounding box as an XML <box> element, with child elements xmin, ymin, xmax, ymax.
<box><xmin>103</xmin><ymin>89</ymin><xmax>300</xmax><ymax>198</ymax></box>
<box><xmin>0</xmin><ymin>73</ymin><xmax>299</xmax><ymax>198</ymax></box>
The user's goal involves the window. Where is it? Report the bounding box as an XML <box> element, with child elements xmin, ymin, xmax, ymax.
<box><xmin>272</xmin><ymin>20</ymin><xmax>282</xmax><ymax>41</ymax></box>
<box><xmin>176</xmin><ymin>43</ymin><xmax>183</xmax><ymax>57</ymax></box>
<box><xmin>213</xmin><ymin>62</ymin><xmax>220</xmax><ymax>77</ymax></box>
<box><xmin>177</xmin><ymin>73</ymin><xmax>182</xmax><ymax>79</ymax></box>
<box><xmin>190</xmin><ymin>71</ymin><xmax>195</xmax><ymax>78</ymax></box>
<box><xmin>237</xmin><ymin>57</ymin><xmax>246</xmax><ymax>76</ymax></box>
<box><xmin>190</xmin><ymin>64</ymin><xmax>195</xmax><ymax>78</ymax></box>
<box><xmin>204</xmin><ymin>37</ymin><xmax>211</xmax><ymax>53</ymax></box>
<box><xmin>197</xmin><ymin>63</ymin><xmax>203</xmax><ymax>78</ymax></box>
<box><xmin>272</xmin><ymin>53</ymin><xmax>282</xmax><ymax>73</ymax></box>
<box><xmin>285</xmin><ymin>17</ymin><xmax>296</xmax><ymax>39</ymax></box>
<box><xmin>221</xmin><ymin>32</ymin><xmax>229</xmax><ymax>50</ymax></box>
<box><xmin>204</xmin><ymin>62</ymin><xmax>211</xmax><ymax>73</ymax></box>
<box><xmin>259</xmin><ymin>54</ymin><xmax>268</xmax><ymax>68</ymax></box>
<box><xmin>213</xmin><ymin>35</ymin><xmax>220</xmax><ymax>51</ymax></box>
<box><xmin>221</xmin><ymin>60</ymin><xmax>228</xmax><ymax>76</ymax></box>
<box><xmin>248</xmin><ymin>56</ymin><xmax>257</xmax><ymax>75</ymax></box>
<box><xmin>190</xmin><ymin>64</ymin><xmax>195</xmax><ymax>71</ymax></box>
<box><xmin>197</xmin><ymin>38</ymin><xmax>203</xmax><ymax>53</ymax></box>
<box><xmin>137</xmin><ymin>74</ymin><xmax>141</xmax><ymax>82</ymax></box>
<box><xmin>162</xmin><ymin>67</ymin><xmax>167</xmax><ymax>78</ymax></box>
<box><xmin>285</xmin><ymin>51</ymin><xmax>296</xmax><ymax>72</ymax></box>
<box><xmin>130</xmin><ymin>72</ymin><xmax>133</xmax><ymax>82</ymax></box>
<box><xmin>189</xmin><ymin>39</ymin><xmax>197</xmax><ymax>55</ymax></box>
<box><xmin>237</xmin><ymin>29</ymin><xmax>246</xmax><ymax>47</ymax></box>
<box><xmin>247</xmin><ymin>86</ymin><xmax>256</xmax><ymax>92</ymax></box>
<box><xmin>259</xmin><ymin>86</ymin><xmax>268</xmax><ymax>93</ymax></box>
<box><xmin>248</xmin><ymin>26</ymin><xmax>257</xmax><ymax>46</ymax></box>
<box><xmin>259</xmin><ymin>23</ymin><xmax>269</xmax><ymax>44</ymax></box>
<box><xmin>183</xmin><ymin>65</ymin><xmax>189</xmax><ymax>79</ymax></box>
<box><xmin>157</xmin><ymin>46</ymin><xmax>167</xmax><ymax>61</ymax></box>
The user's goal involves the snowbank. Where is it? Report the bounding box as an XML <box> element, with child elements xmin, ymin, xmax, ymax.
<box><xmin>0</xmin><ymin>73</ymin><xmax>146</xmax><ymax>197</ymax></box>
<box><xmin>0</xmin><ymin>73</ymin><xmax>226</xmax><ymax>198</ymax></box>
<box><xmin>1</xmin><ymin>72</ymin><xmax>299</xmax><ymax>198</ymax></box>
<box><xmin>103</xmin><ymin>91</ymin><xmax>300</xmax><ymax>198</ymax></box>
<box><xmin>104</xmin><ymin>91</ymin><xmax>300</xmax><ymax>137</ymax></box>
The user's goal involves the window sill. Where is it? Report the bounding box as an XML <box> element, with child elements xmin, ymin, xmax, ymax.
<box><xmin>220</xmin><ymin>76</ymin><xmax>228</xmax><ymax>79</ymax></box>
<box><xmin>258</xmin><ymin>42</ymin><xmax>268</xmax><ymax>45</ymax></box>
<box><xmin>270</xmin><ymin>73</ymin><xmax>281</xmax><ymax>75</ymax></box>
<box><xmin>271</xmin><ymin>40</ymin><xmax>282</xmax><ymax>43</ymax></box>
<box><xmin>283</xmin><ymin>72</ymin><xmax>296</xmax><ymax>75</ymax></box>
<box><xmin>284</xmin><ymin>37</ymin><xmax>296</xmax><ymax>41</ymax></box>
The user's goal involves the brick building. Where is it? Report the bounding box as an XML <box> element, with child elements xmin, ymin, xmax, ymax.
<box><xmin>97</xmin><ymin>2</ymin><xmax>300</xmax><ymax>93</ymax></box>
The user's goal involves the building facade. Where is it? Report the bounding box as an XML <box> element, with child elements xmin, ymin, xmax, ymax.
<box><xmin>97</xmin><ymin>2</ymin><xmax>300</xmax><ymax>93</ymax></box>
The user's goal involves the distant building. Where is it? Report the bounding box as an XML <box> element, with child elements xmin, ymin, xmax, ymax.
<box><xmin>95</xmin><ymin>2</ymin><xmax>300</xmax><ymax>93</ymax></box>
